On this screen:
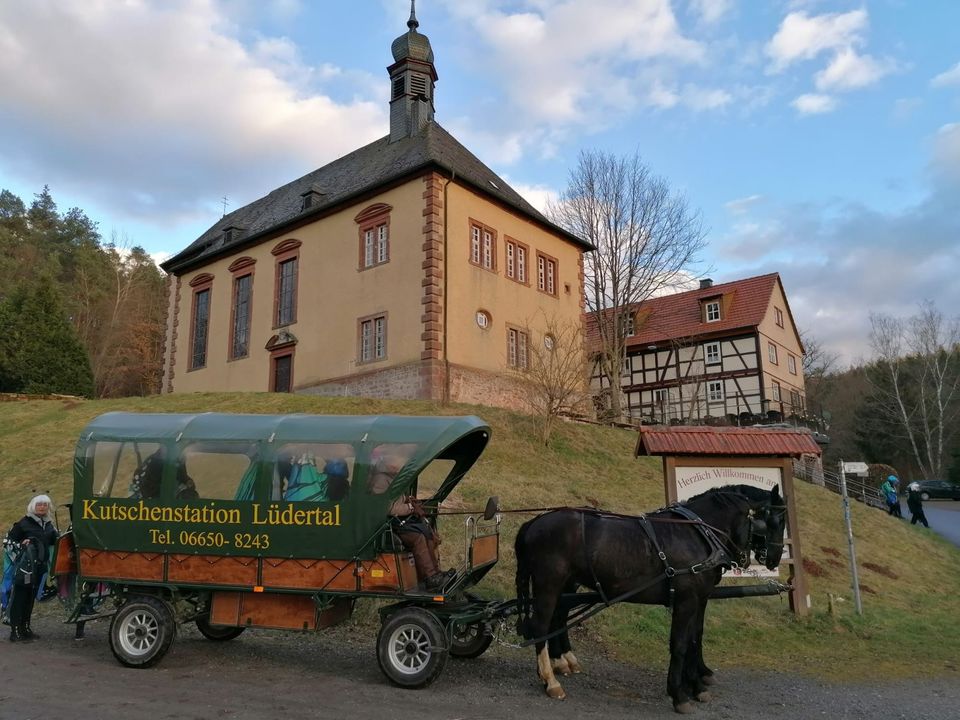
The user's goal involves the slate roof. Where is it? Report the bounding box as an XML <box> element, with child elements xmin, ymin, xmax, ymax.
<box><xmin>586</xmin><ymin>273</ymin><xmax>782</xmax><ymax>348</ymax></box>
<box><xmin>162</xmin><ymin>121</ymin><xmax>590</xmax><ymax>274</ymax></box>
<box><xmin>635</xmin><ymin>425</ymin><xmax>821</xmax><ymax>458</ymax></box>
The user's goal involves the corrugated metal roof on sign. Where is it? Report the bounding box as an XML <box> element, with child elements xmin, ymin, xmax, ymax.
<box><xmin>635</xmin><ymin>425</ymin><xmax>821</xmax><ymax>458</ymax></box>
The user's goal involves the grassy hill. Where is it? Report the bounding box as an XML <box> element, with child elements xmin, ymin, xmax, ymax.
<box><xmin>2</xmin><ymin>393</ymin><xmax>958</xmax><ymax>680</ymax></box>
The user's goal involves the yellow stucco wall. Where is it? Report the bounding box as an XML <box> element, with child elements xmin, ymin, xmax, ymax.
<box><xmin>758</xmin><ymin>279</ymin><xmax>805</xmax><ymax>403</ymax></box>
<box><xmin>171</xmin><ymin>182</ymin><xmax>426</xmax><ymax>393</ymax></box>
<box><xmin>443</xmin><ymin>183</ymin><xmax>585</xmax><ymax>373</ymax></box>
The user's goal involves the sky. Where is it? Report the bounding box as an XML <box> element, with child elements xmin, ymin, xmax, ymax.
<box><xmin>1</xmin><ymin>0</ymin><xmax>958</xmax><ymax>367</ymax></box>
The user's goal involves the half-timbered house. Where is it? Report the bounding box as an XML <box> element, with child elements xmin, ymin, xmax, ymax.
<box><xmin>589</xmin><ymin>273</ymin><xmax>806</xmax><ymax>424</ymax></box>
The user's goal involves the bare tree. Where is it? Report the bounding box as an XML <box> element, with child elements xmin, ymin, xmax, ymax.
<box><xmin>799</xmin><ymin>328</ymin><xmax>839</xmax><ymax>421</ymax></box>
<box><xmin>867</xmin><ymin>301</ymin><xmax>960</xmax><ymax>478</ymax></box>
<box><xmin>550</xmin><ymin>150</ymin><xmax>707</xmax><ymax>418</ymax></box>
<box><xmin>515</xmin><ymin>313</ymin><xmax>590</xmax><ymax>446</ymax></box>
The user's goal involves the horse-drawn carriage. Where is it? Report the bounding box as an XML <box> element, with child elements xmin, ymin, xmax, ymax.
<box><xmin>55</xmin><ymin>412</ymin><xmax>501</xmax><ymax>687</ymax></box>
<box><xmin>53</xmin><ymin>411</ymin><xmax>790</xmax><ymax>713</ymax></box>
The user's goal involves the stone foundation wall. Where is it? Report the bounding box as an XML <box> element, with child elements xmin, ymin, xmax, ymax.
<box><xmin>297</xmin><ymin>359</ymin><xmax>529</xmax><ymax>411</ymax></box>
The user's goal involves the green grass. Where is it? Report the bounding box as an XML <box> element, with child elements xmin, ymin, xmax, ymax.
<box><xmin>2</xmin><ymin>393</ymin><xmax>959</xmax><ymax>680</ymax></box>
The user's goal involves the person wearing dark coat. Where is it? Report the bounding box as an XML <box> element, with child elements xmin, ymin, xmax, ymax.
<box><xmin>6</xmin><ymin>494</ymin><xmax>58</xmax><ymax>642</ymax></box>
<box><xmin>906</xmin><ymin>482</ymin><xmax>930</xmax><ymax>528</ymax></box>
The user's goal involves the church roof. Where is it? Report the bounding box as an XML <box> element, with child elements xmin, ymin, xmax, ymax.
<box><xmin>162</xmin><ymin>121</ymin><xmax>590</xmax><ymax>274</ymax></box>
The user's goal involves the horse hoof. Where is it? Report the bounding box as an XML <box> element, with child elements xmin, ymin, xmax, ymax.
<box><xmin>546</xmin><ymin>686</ymin><xmax>566</xmax><ymax>700</ymax></box>
<box><xmin>674</xmin><ymin>701</ymin><xmax>696</xmax><ymax>714</ymax></box>
<box><xmin>695</xmin><ymin>691</ymin><xmax>711</xmax><ymax>703</ymax></box>
<box><xmin>701</xmin><ymin>674</ymin><xmax>717</xmax><ymax>686</ymax></box>
<box><xmin>552</xmin><ymin>659</ymin><xmax>571</xmax><ymax>676</ymax></box>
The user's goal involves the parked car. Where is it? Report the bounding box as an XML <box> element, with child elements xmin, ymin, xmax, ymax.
<box><xmin>913</xmin><ymin>480</ymin><xmax>960</xmax><ymax>501</ymax></box>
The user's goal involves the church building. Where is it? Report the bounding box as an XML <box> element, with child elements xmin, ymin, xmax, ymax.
<box><xmin>160</xmin><ymin>5</ymin><xmax>591</xmax><ymax>407</ymax></box>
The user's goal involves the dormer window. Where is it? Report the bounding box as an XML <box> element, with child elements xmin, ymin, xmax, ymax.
<box><xmin>222</xmin><ymin>226</ymin><xmax>242</xmax><ymax>244</ymax></box>
<box><xmin>619</xmin><ymin>312</ymin><xmax>635</xmax><ymax>337</ymax></box>
<box><xmin>300</xmin><ymin>186</ymin><xmax>324</xmax><ymax>211</ymax></box>
<box><xmin>704</xmin><ymin>300</ymin><xmax>721</xmax><ymax>322</ymax></box>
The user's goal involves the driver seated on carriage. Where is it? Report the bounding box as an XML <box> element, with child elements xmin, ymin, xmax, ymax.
<box><xmin>369</xmin><ymin>448</ymin><xmax>454</xmax><ymax>591</ymax></box>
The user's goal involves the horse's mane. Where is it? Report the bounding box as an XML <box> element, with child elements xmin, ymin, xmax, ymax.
<box><xmin>684</xmin><ymin>484</ymin><xmax>771</xmax><ymax>507</ymax></box>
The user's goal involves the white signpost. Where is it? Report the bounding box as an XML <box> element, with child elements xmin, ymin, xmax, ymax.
<box><xmin>838</xmin><ymin>459</ymin><xmax>864</xmax><ymax>615</ymax></box>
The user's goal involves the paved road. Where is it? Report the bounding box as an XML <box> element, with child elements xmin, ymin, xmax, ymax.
<box><xmin>920</xmin><ymin>499</ymin><xmax>960</xmax><ymax>547</ymax></box>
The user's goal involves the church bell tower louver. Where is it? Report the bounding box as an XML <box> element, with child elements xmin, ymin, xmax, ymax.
<box><xmin>388</xmin><ymin>0</ymin><xmax>437</xmax><ymax>142</ymax></box>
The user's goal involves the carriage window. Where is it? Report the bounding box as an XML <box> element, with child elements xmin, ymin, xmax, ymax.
<box><xmin>181</xmin><ymin>442</ymin><xmax>258</xmax><ymax>501</ymax></box>
<box><xmin>92</xmin><ymin>441</ymin><xmax>164</xmax><ymax>498</ymax></box>
<box><xmin>367</xmin><ymin>443</ymin><xmax>419</xmax><ymax>495</ymax></box>
<box><xmin>417</xmin><ymin>459</ymin><xmax>456</xmax><ymax>499</ymax></box>
<box><xmin>274</xmin><ymin>443</ymin><xmax>355</xmax><ymax>502</ymax></box>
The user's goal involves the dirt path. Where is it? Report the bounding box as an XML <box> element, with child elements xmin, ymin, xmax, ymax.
<box><xmin>2</xmin><ymin>605</ymin><xmax>958</xmax><ymax>720</ymax></box>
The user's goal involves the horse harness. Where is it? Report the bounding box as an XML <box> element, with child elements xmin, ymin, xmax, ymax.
<box><xmin>519</xmin><ymin>505</ymin><xmax>750</xmax><ymax>648</ymax></box>
<box><xmin>582</xmin><ymin>505</ymin><xmax>741</xmax><ymax>611</ymax></box>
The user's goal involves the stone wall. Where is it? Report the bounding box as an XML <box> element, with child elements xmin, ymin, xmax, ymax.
<box><xmin>297</xmin><ymin>359</ymin><xmax>529</xmax><ymax>411</ymax></box>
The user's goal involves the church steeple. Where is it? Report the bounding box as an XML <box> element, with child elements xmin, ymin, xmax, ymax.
<box><xmin>388</xmin><ymin>0</ymin><xmax>437</xmax><ymax>143</ymax></box>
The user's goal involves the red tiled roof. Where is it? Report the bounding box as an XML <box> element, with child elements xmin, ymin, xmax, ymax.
<box><xmin>635</xmin><ymin>425</ymin><xmax>821</xmax><ymax>458</ymax></box>
<box><xmin>586</xmin><ymin>273</ymin><xmax>780</xmax><ymax>348</ymax></box>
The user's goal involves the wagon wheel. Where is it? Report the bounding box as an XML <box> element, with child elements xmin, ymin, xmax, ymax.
<box><xmin>196</xmin><ymin>614</ymin><xmax>246</xmax><ymax>641</ymax></box>
<box><xmin>449</xmin><ymin>620</ymin><xmax>493</xmax><ymax>659</ymax></box>
<box><xmin>109</xmin><ymin>595</ymin><xmax>176</xmax><ymax>668</ymax></box>
<box><xmin>376</xmin><ymin>607</ymin><xmax>448</xmax><ymax>688</ymax></box>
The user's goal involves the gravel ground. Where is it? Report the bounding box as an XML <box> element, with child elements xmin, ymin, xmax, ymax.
<box><xmin>1</xmin><ymin>603</ymin><xmax>958</xmax><ymax>720</ymax></box>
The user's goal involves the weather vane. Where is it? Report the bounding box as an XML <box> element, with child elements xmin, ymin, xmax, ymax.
<box><xmin>221</xmin><ymin>196</ymin><xmax>229</xmax><ymax>217</ymax></box>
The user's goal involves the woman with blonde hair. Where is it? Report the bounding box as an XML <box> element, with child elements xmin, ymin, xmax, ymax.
<box><xmin>6</xmin><ymin>494</ymin><xmax>58</xmax><ymax>642</ymax></box>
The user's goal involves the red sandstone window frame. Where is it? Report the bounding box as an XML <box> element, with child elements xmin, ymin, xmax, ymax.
<box><xmin>355</xmin><ymin>203</ymin><xmax>392</xmax><ymax>271</ymax></box>
<box><xmin>272</xmin><ymin>239</ymin><xmax>301</xmax><ymax>328</ymax></box>
<box><xmin>768</xmin><ymin>342</ymin><xmax>778</xmax><ymax>365</ymax></box>
<box><xmin>227</xmin><ymin>257</ymin><xmax>256</xmax><ymax>361</ymax></box>
<box><xmin>269</xmin><ymin>347</ymin><xmax>295</xmax><ymax>392</ymax></box>
<box><xmin>188</xmin><ymin>273</ymin><xmax>214</xmax><ymax>371</ymax></box>
<box><xmin>504</xmin><ymin>236</ymin><xmax>529</xmax><ymax>284</ymax></box>
<box><xmin>788</xmin><ymin>354</ymin><xmax>797</xmax><ymax>375</ymax></box>
<box><xmin>771</xmin><ymin>380</ymin><xmax>782</xmax><ymax>402</ymax></box>
<box><xmin>357</xmin><ymin>311</ymin><xmax>388</xmax><ymax>365</ymax></box>
<box><xmin>469</xmin><ymin>219</ymin><xmax>497</xmax><ymax>272</ymax></box>
<box><xmin>536</xmin><ymin>251</ymin><xmax>558</xmax><ymax>297</ymax></box>
<box><xmin>775</xmin><ymin>307</ymin><xmax>784</xmax><ymax>328</ymax></box>
<box><xmin>506</xmin><ymin>324</ymin><xmax>529</xmax><ymax>370</ymax></box>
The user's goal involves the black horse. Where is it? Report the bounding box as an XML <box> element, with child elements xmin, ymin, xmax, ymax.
<box><xmin>514</xmin><ymin>484</ymin><xmax>786</xmax><ymax>714</ymax></box>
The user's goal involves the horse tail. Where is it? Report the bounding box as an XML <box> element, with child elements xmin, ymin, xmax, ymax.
<box><xmin>514</xmin><ymin>518</ymin><xmax>534</xmax><ymax>639</ymax></box>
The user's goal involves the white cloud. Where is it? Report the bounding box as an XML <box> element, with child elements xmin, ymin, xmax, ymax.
<box><xmin>681</xmin><ymin>84</ymin><xmax>733</xmax><ymax>111</ymax></box>
<box><xmin>689</xmin><ymin>0</ymin><xmax>732</xmax><ymax>25</ymax></box>
<box><xmin>509</xmin><ymin>181</ymin><xmax>559</xmax><ymax>214</ymax></box>
<box><xmin>931</xmin><ymin>123</ymin><xmax>960</xmax><ymax>187</ymax></box>
<box><xmin>725</xmin><ymin>194</ymin><xmax>763</xmax><ymax>214</ymax></box>
<box><xmin>0</xmin><ymin>2</ymin><xmax>386</xmax><ymax>224</ymax></box>
<box><xmin>791</xmin><ymin>93</ymin><xmax>837</xmax><ymax>114</ymax></box>
<box><xmin>930</xmin><ymin>61</ymin><xmax>960</xmax><ymax>88</ymax></box>
<box><xmin>440</xmin><ymin>0</ymin><xmax>705</xmax><ymax>132</ymax></box>
<box><xmin>765</xmin><ymin>9</ymin><xmax>867</xmax><ymax>72</ymax></box>
<box><xmin>814</xmin><ymin>47</ymin><xmax>893</xmax><ymax>91</ymax></box>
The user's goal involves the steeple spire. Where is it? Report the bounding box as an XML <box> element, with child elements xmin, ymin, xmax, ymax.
<box><xmin>408</xmin><ymin>0</ymin><xmax>419</xmax><ymax>31</ymax></box>
<box><xmin>388</xmin><ymin>1</ymin><xmax>437</xmax><ymax>142</ymax></box>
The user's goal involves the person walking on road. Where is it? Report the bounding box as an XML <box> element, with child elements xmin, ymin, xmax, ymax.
<box><xmin>907</xmin><ymin>482</ymin><xmax>930</xmax><ymax>527</ymax></box>
<box><xmin>881</xmin><ymin>475</ymin><xmax>903</xmax><ymax>518</ymax></box>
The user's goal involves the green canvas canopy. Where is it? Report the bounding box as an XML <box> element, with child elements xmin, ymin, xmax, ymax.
<box><xmin>72</xmin><ymin>412</ymin><xmax>491</xmax><ymax>560</ymax></box>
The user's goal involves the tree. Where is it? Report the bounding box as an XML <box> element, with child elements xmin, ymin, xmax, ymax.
<box><xmin>550</xmin><ymin>150</ymin><xmax>707</xmax><ymax>419</ymax></box>
<box><xmin>866</xmin><ymin>302</ymin><xmax>960</xmax><ymax>479</ymax></box>
<box><xmin>516</xmin><ymin>314</ymin><xmax>590</xmax><ymax>446</ymax></box>
<box><xmin>799</xmin><ymin>328</ymin><xmax>840</xmax><ymax>424</ymax></box>
<box><xmin>0</xmin><ymin>277</ymin><xmax>94</xmax><ymax>397</ymax></box>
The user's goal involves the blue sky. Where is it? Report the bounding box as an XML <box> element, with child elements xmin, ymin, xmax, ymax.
<box><xmin>1</xmin><ymin>1</ymin><xmax>958</xmax><ymax>365</ymax></box>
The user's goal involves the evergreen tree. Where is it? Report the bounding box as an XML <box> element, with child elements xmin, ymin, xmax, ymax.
<box><xmin>0</xmin><ymin>277</ymin><xmax>94</xmax><ymax>397</ymax></box>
